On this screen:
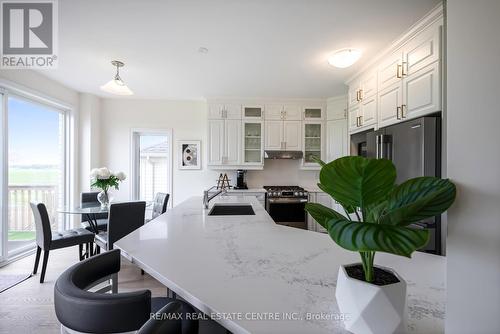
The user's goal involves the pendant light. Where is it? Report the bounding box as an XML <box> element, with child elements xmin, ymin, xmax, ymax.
<box><xmin>100</xmin><ymin>60</ymin><xmax>133</xmax><ymax>95</ymax></box>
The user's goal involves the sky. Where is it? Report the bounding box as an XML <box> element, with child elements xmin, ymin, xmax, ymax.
<box><xmin>8</xmin><ymin>97</ymin><xmax>62</xmax><ymax>167</ymax></box>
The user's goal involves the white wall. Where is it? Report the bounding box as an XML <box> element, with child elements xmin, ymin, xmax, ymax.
<box><xmin>446</xmin><ymin>0</ymin><xmax>500</xmax><ymax>332</ymax></box>
<box><xmin>79</xmin><ymin>93</ymin><xmax>101</xmax><ymax>193</ymax></box>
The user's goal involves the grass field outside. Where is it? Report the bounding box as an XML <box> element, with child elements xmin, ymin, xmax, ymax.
<box><xmin>8</xmin><ymin>231</ymin><xmax>36</xmax><ymax>241</ymax></box>
<box><xmin>9</xmin><ymin>167</ymin><xmax>60</xmax><ymax>185</ymax></box>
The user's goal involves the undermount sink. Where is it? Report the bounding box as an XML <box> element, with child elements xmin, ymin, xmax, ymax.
<box><xmin>208</xmin><ymin>204</ymin><xmax>255</xmax><ymax>216</ymax></box>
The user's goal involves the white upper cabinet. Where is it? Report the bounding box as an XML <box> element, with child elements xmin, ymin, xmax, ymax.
<box><xmin>243</xmin><ymin>105</ymin><xmax>264</xmax><ymax>119</ymax></box>
<box><xmin>360</xmin><ymin>95</ymin><xmax>377</xmax><ymax>128</ymax></box>
<box><xmin>208</xmin><ymin>103</ymin><xmax>225</xmax><ymax>119</ymax></box>
<box><xmin>242</xmin><ymin>121</ymin><xmax>264</xmax><ymax>165</ymax></box>
<box><xmin>348</xmin><ymin>81</ymin><xmax>361</xmax><ymax>106</ymax></box>
<box><xmin>327</xmin><ymin>97</ymin><xmax>347</xmax><ymax>121</ymax></box>
<box><xmin>282</xmin><ymin>104</ymin><xmax>302</xmax><ymax>120</ymax></box>
<box><xmin>265</xmin><ymin>120</ymin><xmax>283</xmax><ymax>150</ymax></box>
<box><xmin>208</xmin><ymin>120</ymin><xmax>225</xmax><ymax>165</ymax></box>
<box><xmin>378</xmin><ymin>49</ymin><xmax>404</xmax><ymax>91</ymax></box>
<box><xmin>402</xmin><ymin>61</ymin><xmax>441</xmax><ymax>119</ymax></box>
<box><xmin>283</xmin><ymin>121</ymin><xmax>301</xmax><ymax>150</ymax></box>
<box><xmin>224</xmin><ymin>120</ymin><xmax>241</xmax><ymax>165</ymax></box>
<box><xmin>208</xmin><ymin>102</ymin><xmax>242</xmax><ymax>119</ymax></box>
<box><xmin>265</xmin><ymin>104</ymin><xmax>284</xmax><ymax>120</ymax></box>
<box><xmin>359</xmin><ymin>71</ymin><xmax>378</xmax><ymax>99</ymax></box>
<box><xmin>302</xmin><ymin>121</ymin><xmax>325</xmax><ymax>168</ymax></box>
<box><xmin>378</xmin><ymin>81</ymin><xmax>404</xmax><ymax>128</ymax></box>
<box><xmin>403</xmin><ymin>24</ymin><xmax>441</xmax><ymax>77</ymax></box>
<box><xmin>347</xmin><ymin>6</ymin><xmax>443</xmax><ymax>133</ymax></box>
<box><xmin>327</xmin><ymin>119</ymin><xmax>348</xmax><ymax>162</ymax></box>
<box><xmin>303</xmin><ymin>105</ymin><xmax>326</xmax><ymax>121</ymax></box>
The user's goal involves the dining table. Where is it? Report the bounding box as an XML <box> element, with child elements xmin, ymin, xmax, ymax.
<box><xmin>58</xmin><ymin>201</ymin><xmax>152</xmax><ymax>234</ymax></box>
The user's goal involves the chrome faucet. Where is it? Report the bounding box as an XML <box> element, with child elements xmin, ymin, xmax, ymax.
<box><xmin>203</xmin><ymin>186</ymin><xmax>224</xmax><ymax>209</ymax></box>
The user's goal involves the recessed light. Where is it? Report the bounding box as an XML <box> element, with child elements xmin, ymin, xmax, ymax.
<box><xmin>328</xmin><ymin>49</ymin><xmax>362</xmax><ymax>68</ymax></box>
<box><xmin>198</xmin><ymin>47</ymin><xmax>209</xmax><ymax>54</ymax></box>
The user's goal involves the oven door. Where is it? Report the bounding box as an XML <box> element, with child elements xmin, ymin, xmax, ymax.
<box><xmin>266</xmin><ymin>198</ymin><xmax>308</xmax><ymax>229</ymax></box>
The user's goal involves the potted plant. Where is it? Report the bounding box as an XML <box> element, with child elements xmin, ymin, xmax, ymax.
<box><xmin>305</xmin><ymin>156</ymin><xmax>456</xmax><ymax>334</ymax></box>
<box><xmin>90</xmin><ymin>167</ymin><xmax>126</xmax><ymax>208</ymax></box>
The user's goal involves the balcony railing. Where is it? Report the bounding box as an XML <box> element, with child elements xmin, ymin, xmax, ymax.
<box><xmin>8</xmin><ymin>185</ymin><xmax>59</xmax><ymax>232</ymax></box>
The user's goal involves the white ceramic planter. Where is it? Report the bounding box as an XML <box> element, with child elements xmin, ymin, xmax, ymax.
<box><xmin>335</xmin><ymin>263</ymin><xmax>407</xmax><ymax>334</ymax></box>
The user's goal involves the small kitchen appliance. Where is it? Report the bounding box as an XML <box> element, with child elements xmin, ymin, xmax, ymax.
<box><xmin>234</xmin><ymin>169</ymin><xmax>248</xmax><ymax>190</ymax></box>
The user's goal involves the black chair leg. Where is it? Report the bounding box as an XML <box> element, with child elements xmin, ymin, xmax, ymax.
<box><xmin>33</xmin><ymin>246</ymin><xmax>42</xmax><ymax>274</ymax></box>
<box><xmin>79</xmin><ymin>244</ymin><xmax>84</xmax><ymax>261</ymax></box>
<box><xmin>40</xmin><ymin>251</ymin><xmax>49</xmax><ymax>283</ymax></box>
<box><xmin>96</xmin><ymin>245</ymin><xmax>100</xmax><ymax>254</ymax></box>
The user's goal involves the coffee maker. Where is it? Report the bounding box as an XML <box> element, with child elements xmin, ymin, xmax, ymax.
<box><xmin>234</xmin><ymin>169</ymin><xmax>248</xmax><ymax>189</ymax></box>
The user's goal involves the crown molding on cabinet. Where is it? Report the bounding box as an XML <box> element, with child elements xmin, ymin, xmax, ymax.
<box><xmin>345</xmin><ymin>3</ymin><xmax>444</xmax><ymax>86</ymax></box>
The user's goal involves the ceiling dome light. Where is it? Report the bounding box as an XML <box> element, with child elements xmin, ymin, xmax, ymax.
<box><xmin>328</xmin><ymin>49</ymin><xmax>362</xmax><ymax>68</ymax></box>
<box><xmin>100</xmin><ymin>60</ymin><xmax>133</xmax><ymax>95</ymax></box>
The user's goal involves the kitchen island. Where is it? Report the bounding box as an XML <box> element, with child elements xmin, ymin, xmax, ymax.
<box><xmin>115</xmin><ymin>195</ymin><xmax>445</xmax><ymax>334</ymax></box>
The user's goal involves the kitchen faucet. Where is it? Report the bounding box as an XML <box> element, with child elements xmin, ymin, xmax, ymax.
<box><xmin>203</xmin><ymin>186</ymin><xmax>225</xmax><ymax>209</ymax></box>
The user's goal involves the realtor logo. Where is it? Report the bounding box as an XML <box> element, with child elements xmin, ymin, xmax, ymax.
<box><xmin>1</xmin><ymin>0</ymin><xmax>58</xmax><ymax>68</ymax></box>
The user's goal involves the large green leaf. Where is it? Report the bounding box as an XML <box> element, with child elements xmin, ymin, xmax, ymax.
<box><xmin>319</xmin><ymin>156</ymin><xmax>396</xmax><ymax>209</ymax></box>
<box><xmin>378</xmin><ymin>177</ymin><xmax>457</xmax><ymax>226</ymax></box>
<box><xmin>327</xmin><ymin>217</ymin><xmax>429</xmax><ymax>257</ymax></box>
<box><xmin>305</xmin><ymin>202</ymin><xmax>347</xmax><ymax>229</ymax></box>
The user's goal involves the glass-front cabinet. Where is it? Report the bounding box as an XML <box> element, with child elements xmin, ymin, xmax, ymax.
<box><xmin>243</xmin><ymin>105</ymin><xmax>264</xmax><ymax>119</ymax></box>
<box><xmin>302</xmin><ymin>121</ymin><xmax>324</xmax><ymax>168</ymax></box>
<box><xmin>303</xmin><ymin>106</ymin><xmax>325</xmax><ymax>120</ymax></box>
<box><xmin>242</xmin><ymin>121</ymin><xmax>264</xmax><ymax>165</ymax></box>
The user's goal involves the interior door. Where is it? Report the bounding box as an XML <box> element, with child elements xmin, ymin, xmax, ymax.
<box><xmin>224</xmin><ymin>120</ymin><xmax>241</xmax><ymax>164</ymax></box>
<box><xmin>283</xmin><ymin>121</ymin><xmax>301</xmax><ymax>150</ymax></box>
<box><xmin>265</xmin><ymin>121</ymin><xmax>283</xmax><ymax>150</ymax></box>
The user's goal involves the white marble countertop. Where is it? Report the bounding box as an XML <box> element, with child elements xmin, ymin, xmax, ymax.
<box><xmin>226</xmin><ymin>188</ymin><xmax>267</xmax><ymax>193</ymax></box>
<box><xmin>115</xmin><ymin>196</ymin><xmax>445</xmax><ymax>334</ymax></box>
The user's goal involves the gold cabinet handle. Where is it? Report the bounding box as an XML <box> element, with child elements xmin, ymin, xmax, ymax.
<box><xmin>359</xmin><ymin>89</ymin><xmax>363</xmax><ymax>101</ymax></box>
<box><xmin>397</xmin><ymin>64</ymin><xmax>402</xmax><ymax>78</ymax></box>
<box><xmin>359</xmin><ymin>115</ymin><xmax>363</xmax><ymax>126</ymax></box>
<box><xmin>356</xmin><ymin>116</ymin><xmax>359</xmax><ymax>127</ymax></box>
<box><xmin>402</xmin><ymin>62</ymin><xmax>408</xmax><ymax>76</ymax></box>
<box><xmin>401</xmin><ymin>104</ymin><xmax>407</xmax><ymax>118</ymax></box>
<box><xmin>396</xmin><ymin>106</ymin><xmax>402</xmax><ymax>120</ymax></box>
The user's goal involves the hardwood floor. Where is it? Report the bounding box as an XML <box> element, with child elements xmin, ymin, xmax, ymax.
<box><xmin>0</xmin><ymin>246</ymin><xmax>225</xmax><ymax>334</ymax></box>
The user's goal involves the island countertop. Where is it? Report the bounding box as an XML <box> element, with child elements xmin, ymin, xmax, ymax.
<box><xmin>115</xmin><ymin>195</ymin><xmax>445</xmax><ymax>334</ymax></box>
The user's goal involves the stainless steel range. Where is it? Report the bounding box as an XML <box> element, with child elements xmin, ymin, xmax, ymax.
<box><xmin>263</xmin><ymin>186</ymin><xmax>308</xmax><ymax>229</ymax></box>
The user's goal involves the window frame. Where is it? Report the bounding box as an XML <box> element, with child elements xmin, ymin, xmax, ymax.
<box><xmin>130</xmin><ymin>128</ymin><xmax>173</xmax><ymax>207</ymax></box>
<box><xmin>0</xmin><ymin>79</ymin><xmax>74</xmax><ymax>263</ymax></box>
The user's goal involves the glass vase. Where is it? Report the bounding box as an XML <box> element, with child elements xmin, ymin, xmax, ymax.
<box><xmin>97</xmin><ymin>190</ymin><xmax>113</xmax><ymax>208</ymax></box>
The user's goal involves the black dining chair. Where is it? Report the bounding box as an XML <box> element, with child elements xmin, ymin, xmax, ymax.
<box><xmin>30</xmin><ymin>202</ymin><xmax>95</xmax><ymax>283</ymax></box>
<box><xmin>147</xmin><ymin>192</ymin><xmax>170</xmax><ymax>222</ymax></box>
<box><xmin>54</xmin><ymin>249</ymin><xmax>198</xmax><ymax>334</ymax></box>
<box><xmin>81</xmin><ymin>191</ymin><xmax>108</xmax><ymax>232</ymax></box>
<box><xmin>95</xmin><ymin>201</ymin><xmax>146</xmax><ymax>252</ymax></box>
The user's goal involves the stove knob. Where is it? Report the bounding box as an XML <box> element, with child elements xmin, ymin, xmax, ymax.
<box><xmin>299</xmin><ymin>192</ymin><xmax>304</xmax><ymax>196</ymax></box>
<box><xmin>294</xmin><ymin>191</ymin><xmax>299</xmax><ymax>196</ymax></box>
<box><xmin>273</xmin><ymin>192</ymin><xmax>279</xmax><ymax>197</ymax></box>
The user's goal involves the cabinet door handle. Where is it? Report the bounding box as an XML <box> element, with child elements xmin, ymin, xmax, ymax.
<box><xmin>356</xmin><ymin>90</ymin><xmax>360</xmax><ymax>102</ymax></box>
<box><xmin>356</xmin><ymin>116</ymin><xmax>359</xmax><ymax>127</ymax></box>
<box><xmin>401</xmin><ymin>104</ymin><xmax>407</xmax><ymax>118</ymax></box>
<box><xmin>397</xmin><ymin>64</ymin><xmax>402</xmax><ymax>78</ymax></box>
<box><xmin>402</xmin><ymin>62</ymin><xmax>408</xmax><ymax>76</ymax></box>
<box><xmin>359</xmin><ymin>115</ymin><xmax>363</xmax><ymax>126</ymax></box>
<box><xmin>359</xmin><ymin>89</ymin><xmax>363</xmax><ymax>100</ymax></box>
<box><xmin>397</xmin><ymin>106</ymin><xmax>402</xmax><ymax>120</ymax></box>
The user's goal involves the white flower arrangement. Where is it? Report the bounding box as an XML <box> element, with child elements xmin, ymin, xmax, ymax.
<box><xmin>90</xmin><ymin>167</ymin><xmax>126</xmax><ymax>192</ymax></box>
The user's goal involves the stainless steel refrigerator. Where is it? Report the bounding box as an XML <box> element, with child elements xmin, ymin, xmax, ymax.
<box><xmin>350</xmin><ymin>116</ymin><xmax>442</xmax><ymax>254</ymax></box>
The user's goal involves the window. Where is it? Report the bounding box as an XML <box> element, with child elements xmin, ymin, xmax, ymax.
<box><xmin>131</xmin><ymin>130</ymin><xmax>172</xmax><ymax>210</ymax></box>
<box><xmin>0</xmin><ymin>88</ymin><xmax>70</xmax><ymax>261</ymax></box>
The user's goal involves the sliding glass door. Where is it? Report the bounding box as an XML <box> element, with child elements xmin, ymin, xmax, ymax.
<box><xmin>0</xmin><ymin>92</ymin><xmax>67</xmax><ymax>260</ymax></box>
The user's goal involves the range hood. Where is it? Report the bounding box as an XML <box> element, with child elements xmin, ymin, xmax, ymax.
<box><xmin>264</xmin><ymin>150</ymin><xmax>303</xmax><ymax>160</ymax></box>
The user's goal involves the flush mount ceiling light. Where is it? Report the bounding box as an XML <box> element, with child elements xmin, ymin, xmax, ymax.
<box><xmin>328</xmin><ymin>49</ymin><xmax>362</xmax><ymax>68</ymax></box>
<box><xmin>100</xmin><ymin>60</ymin><xmax>133</xmax><ymax>95</ymax></box>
